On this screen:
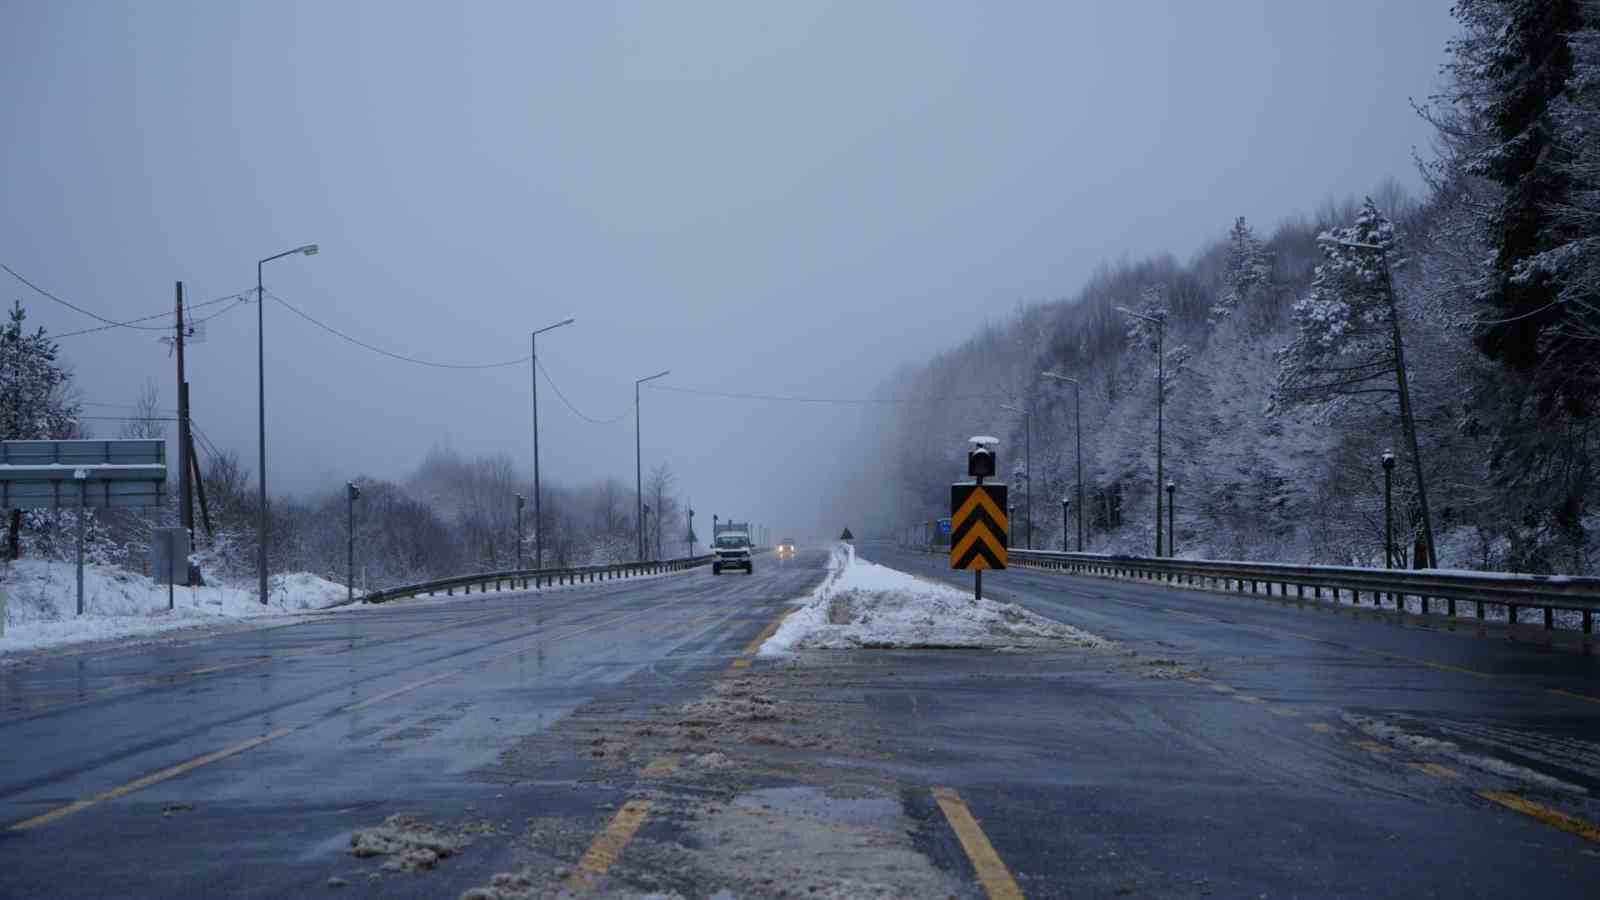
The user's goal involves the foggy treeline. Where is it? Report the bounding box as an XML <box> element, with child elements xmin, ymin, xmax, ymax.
<box><xmin>876</xmin><ymin>1</ymin><xmax>1600</xmax><ymax>575</ymax></box>
<box><xmin>1</xmin><ymin>309</ymin><xmax>691</xmax><ymax>588</ymax></box>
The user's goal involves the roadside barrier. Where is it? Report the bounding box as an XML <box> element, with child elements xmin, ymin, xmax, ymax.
<box><xmin>1004</xmin><ymin>548</ymin><xmax>1597</xmax><ymax>642</ymax></box>
<box><xmin>900</xmin><ymin>541</ymin><xmax>1596</xmax><ymax>645</ymax></box>
<box><xmin>351</xmin><ymin>554</ymin><xmax>715</xmax><ymax>606</ymax></box>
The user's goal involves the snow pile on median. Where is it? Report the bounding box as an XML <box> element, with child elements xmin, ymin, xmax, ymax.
<box><xmin>760</xmin><ymin>544</ymin><xmax>1113</xmax><ymax>653</ymax></box>
<box><xmin>0</xmin><ymin>559</ymin><xmax>352</xmax><ymax>655</ymax></box>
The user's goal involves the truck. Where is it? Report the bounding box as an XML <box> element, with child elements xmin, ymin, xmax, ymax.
<box><xmin>712</xmin><ymin>520</ymin><xmax>754</xmax><ymax>575</ymax></box>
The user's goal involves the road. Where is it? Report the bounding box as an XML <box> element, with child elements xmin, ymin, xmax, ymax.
<box><xmin>1</xmin><ymin>544</ymin><xmax>1597</xmax><ymax>897</ymax></box>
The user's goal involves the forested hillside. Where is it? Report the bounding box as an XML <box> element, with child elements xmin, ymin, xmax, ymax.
<box><xmin>873</xmin><ymin>1</ymin><xmax>1600</xmax><ymax>574</ymax></box>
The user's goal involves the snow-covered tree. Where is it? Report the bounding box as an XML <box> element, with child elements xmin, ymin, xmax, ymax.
<box><xmin>1</xmin><ymin>301</ymin><xmax>83</xmax><ymax>559</ymax></box>
<box><xmin>1271</xmin><ymin>200</ymin><xmax>1404</xmax><ymax>416</ymax></box>
<box><xmin>1210</xmin><ymin>217</ymin><xmax>1274</xmax><ymax>327</ymax></box>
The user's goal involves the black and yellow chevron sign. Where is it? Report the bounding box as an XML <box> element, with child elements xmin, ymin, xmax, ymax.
<box><xmin>950</xmin><ymin>483</ymin><xmax>1008</xmax><ymax>571</ymax></box>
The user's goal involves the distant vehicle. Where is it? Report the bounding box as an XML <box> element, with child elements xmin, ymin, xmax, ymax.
<box><xmin>777</xmin><ymin>538</ymin><xmax>797</xmax><ymax>555</ymax></box>
<box><xmin>712</xmin><ymin>520</ymin><xmax>754</xmax><ymax>575</ymax></box>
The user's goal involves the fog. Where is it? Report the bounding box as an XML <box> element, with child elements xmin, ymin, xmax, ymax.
<box><xmin>4</xmin><ymin>1</ymin><xmax>1453</xmax><ymax>540</ymax></box>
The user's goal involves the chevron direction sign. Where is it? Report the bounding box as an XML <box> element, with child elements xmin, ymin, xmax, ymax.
<box><xmin>950</xmin><ymin>483</ymin><xmax>1008</xmax><ymax>571</ymax></box>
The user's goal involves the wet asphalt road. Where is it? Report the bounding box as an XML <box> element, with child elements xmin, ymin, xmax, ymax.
<box><xmin>1</xmin><ymin>545</ymin><xmax>1597</xmax><ymax>898</ymax></box>
<box><xmin>857</xmin><ymin>542</ymin><xmax>1600</xmax><ymax>897</ymax></box>
<box><xmin>0</xmin><ymin>557</ymin><xmax>824</xmax><ymax>898</ymax></box>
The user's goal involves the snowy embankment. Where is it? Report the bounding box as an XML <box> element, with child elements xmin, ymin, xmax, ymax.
<box><xmin>1</xmin><ymin>560</ymin><xmax>351</xmax><ymax>656</ymax></box>
<box><xmin>761</xmin><ymin>543</ymin><xmax>1114</xmax><ymax>653</ymax></box>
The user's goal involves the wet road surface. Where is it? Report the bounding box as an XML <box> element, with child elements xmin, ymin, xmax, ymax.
<box><xmin>1</xmin><ymin>544</ymin><xmax>1597</xmax><ymax>898</ymax></box>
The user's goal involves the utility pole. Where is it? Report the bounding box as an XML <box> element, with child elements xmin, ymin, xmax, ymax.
<box><xmin>174</xmin><ymin>283</ymin><xmax>193</xmax><ymax>583</ymax></box>
<box><xmin>686</xmin><ymin>505</ymin><xmax>694</xmax><ymax>557</ymax></box>
<box><xmin>1379</xmin><ymin>260</ymin><xmax>1436</xmax><ymax>568</ymax></box>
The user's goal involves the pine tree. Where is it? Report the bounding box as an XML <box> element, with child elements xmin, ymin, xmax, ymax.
<box><xmin>1</xmin><ymin>301</ymin><xmax>83</xmax><ymax>559</ymax></box>
<box><xmin>1210</xmin><ymin>217</ymin><xmax>1274</xmax><ymax>326</ymax></box>
<box><xmin>1464</xmin><ymin>0</ymin><xmax>1594</xmax><ymax>399</ymax></box>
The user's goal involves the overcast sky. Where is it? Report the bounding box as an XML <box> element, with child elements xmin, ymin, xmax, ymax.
<box><xmin>3</xmin><ymin>1</ymin><xmax>1456</xmax><ymax>537</ymax></box>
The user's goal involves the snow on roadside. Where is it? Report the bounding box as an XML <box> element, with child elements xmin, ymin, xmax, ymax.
<box><xmin>0</xmin><ymin>559</ymin><xmax>351</xmax><ymax>656</ymax></box>
<box><xmin>760</xmin><ymin>543</ymin><xmax>1114</xmax><ymax>653</ymax></box>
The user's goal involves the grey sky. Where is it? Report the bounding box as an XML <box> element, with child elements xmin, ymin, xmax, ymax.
<box><xmin>4</xmin><ymin>1</ymin><xmax>1456</xmax><ymax>536</ymax></box>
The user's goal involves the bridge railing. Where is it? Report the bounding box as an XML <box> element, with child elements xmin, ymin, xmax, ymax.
<box><xmin>352</xmin><ymin>554</ymin><xmax>715</xmax><ymax>606</ymax></box>
<box><xmin>1001</xmin><ymin>548</ymin><xmax>1597</xmax><ymax>639</ymax></box>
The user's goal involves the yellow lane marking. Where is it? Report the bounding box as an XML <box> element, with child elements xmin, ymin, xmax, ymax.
<box><xmin>741</xmin><ymin>613</ymin><xmax>787</xmax><ymax>655</ymax></box>
<box><xmin>1268</xmin><ymin>706</ymin><xmax>1299</xmax><ymax>718</ymax></box>
<box><xmin>931</xmin><ymin>786</ymin><xmax>1025</xmax><ymax>900</ymax></box>
<box><xmin>1548</xmin><ymin>688</ymin><xmax>1600</xmax><ymax>706</ymax></box>
<box><xmin>338</xmin><ymin>670</ymin><xmax>462</xmax><ymax>713</ymax></box>
<box><xmin>1479</xmin><ymin>791</ymin><xmax>1600</xmax><ymax>844</ymax></box>
<box><xmin>729</xmin><ymin>658</ymin><xmax>752</xmax><ymax>669</ymax></box>
<box><xmin>1409</xmin><ymin>763</ymin><xmax>1460</xmax><ymax>779</ymax></box>
<box><xmin>1354</xmin><ymin>740</ymin><xmax>1390</xmax><ymax>754</ymax></box>
<box><xmin>572</xmin><ymin>799</ymin><xmax>653</xmax><ymax>887</ymax></box>
<box><xmin>9</xmin><ymin>727</ymin><xmax>296</xmax><ymax>831</ymax></box>
<box><xmin>640</xmin><ymin>755</ymin><xmax>680</xmax><ymax>778</ymax></box>
<box><xmin>1307</xmin><ymin>723</ymin><xmax>1336</xmax><ymax>734</ymax></box>
<box><xmin>185</xmin><ymin>657</ymin><xmax>274</xmax><ymax>677</ymax></box>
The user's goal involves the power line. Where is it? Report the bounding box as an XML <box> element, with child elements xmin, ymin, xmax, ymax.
<box><xmin>2</xmin><ymin>261</ymin><xmax>184</xmax><ymax>332</ymax></box>
<box><xmin>649</xmin><ymin>383</ymin><xmax>1007</xmax><ymax>407</ymax></box>
<box><xmin>265</xmin><ymin>290</ymin><xmax>532</xmax><ymax>370</ymax></box>
<box><xmin>537</xmin><ymin>359</ymin><xmax>632</xmax><ymax>425</ymax></box>
<box><xmin>46</xmin><ymin>290</ymin><xmax>248</xmax><ymax>340</ymax></box>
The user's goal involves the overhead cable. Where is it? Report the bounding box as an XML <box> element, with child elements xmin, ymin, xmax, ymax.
<box><xmin>265</xmin><ymin>290</ymin><xmax>531</xmax><ymax>370</ymax></box>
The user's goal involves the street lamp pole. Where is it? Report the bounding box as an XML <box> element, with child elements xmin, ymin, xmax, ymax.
<box><xmin>515</xmin><ymin>493</ymin><xmax>526</xmax><ymax>570</ymax></box>
<box><xmin>635</xmin><ymin>370</ymin><xmax>670</xmax><ymax>561</ymax></box>
<box><xmin>347</xmin><ymin>482</ymin><xmax>361</xmax><ymax>605</ymax></box>
<box><xmin>256</xmin><ymin>243</ymin><xmax>318</xmax><ymax>604</ymax></box>
<box><xmin>530</xmin><ymin>318</ymin><xmax>574</xmax><ymax>570</ymax></box>
<box><xmin>1041</xmin><ymin>372</ymin><xmax>1084</xmax><ymax>551</ymax></box>
<box><xmin>1382</xmin><ymin>451</ymin><xmax>1396</xmax><ymax>569</ymax></box>
<box><xmin>999</xmin><ymin>403</ymin><xmax>1033</xmax><ymax>549</ymax></box>
<box><xmin>1115</xmin><ymin>307</ymin><xmax>1166</xmax><ymax>557</ymax></box>
<box><xmin>1166</xmin><ymin>481</ymin><xmax>1176</xmax><ymax>558</ymax></box>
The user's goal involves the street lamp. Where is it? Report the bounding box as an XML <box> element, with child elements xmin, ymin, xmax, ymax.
<box><xmin>347</xmin><ymin>482</ymin><xmax>361</xmax><ymax>605</ymax></box>
<box><xmin>1115</xmin><ymin>306</ymin><xmax>1167</xmax><ymax>557</ymax></box>
<box><xmin>1381</xmin><ymin>451</ymin><xmax>1396</xmax><ymax>570</ymax></box>
<box><xmin>635</xmin><ymin>369</ymin><xmax>670</xmax><ymax>561</ymax></box>
<box><xmin>999</xmin><ymin>403</ymin><xmax>1033</xmax><ymax>550</ymax></box>
<box><xmin>530</xmin><ymin>317</ymin><xmax>575</xmax><ymax>570</ymax></box>
<box><xmin>515</xmin><ymin>493</ymin><xmax>526</xmax><ymax>571</ymax></box>
<box><xmin>1041</xmin><ymin>371</ymin><xmax>1084</xmax><ymax>551</ymax></box>
<box><xmin>643</xmin><ymin>504</ymin><xmax>652</xmax><ymax>561</ymax></box>
<box><xmin>1165</xmin><ymin>481</ymin><xmax>1176</xmax><ymax>558</ymax></box>
<box><xmin>256</xmin><ymin>243</ymin><xmax>317</xmax><ymax>604</ymax></box>
<box><xmin>1061</xmin><ymin>496</ymin><xmax>1071</xmax><ymax>552</ymax></box>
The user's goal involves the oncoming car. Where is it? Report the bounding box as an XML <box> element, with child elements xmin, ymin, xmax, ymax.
<box><xmin>777</xmin><ymin>538</ymin><xmax>797</xmax><ymax>556</ymax></box>
<box><xmin>711</xmin><ymin>532</ymin><xmax>754</xmax><ymax>574</ymax></box>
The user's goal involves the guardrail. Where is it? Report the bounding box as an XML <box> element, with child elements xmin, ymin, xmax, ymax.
<box><xmin>1001</xmin><ymin>548</ymin><xmax>1597</xmax><ymax>640</ymax></box>
<box><xmin>356</xmin><ymin>554</ymin><xmax>715</xmax><ymax>606</ymax></box>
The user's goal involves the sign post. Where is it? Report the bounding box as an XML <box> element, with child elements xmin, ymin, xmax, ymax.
<box><xmin>951</xmin><ymin>436</ymin><xmax>1007</xmax><ymax>601</ymax></box>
